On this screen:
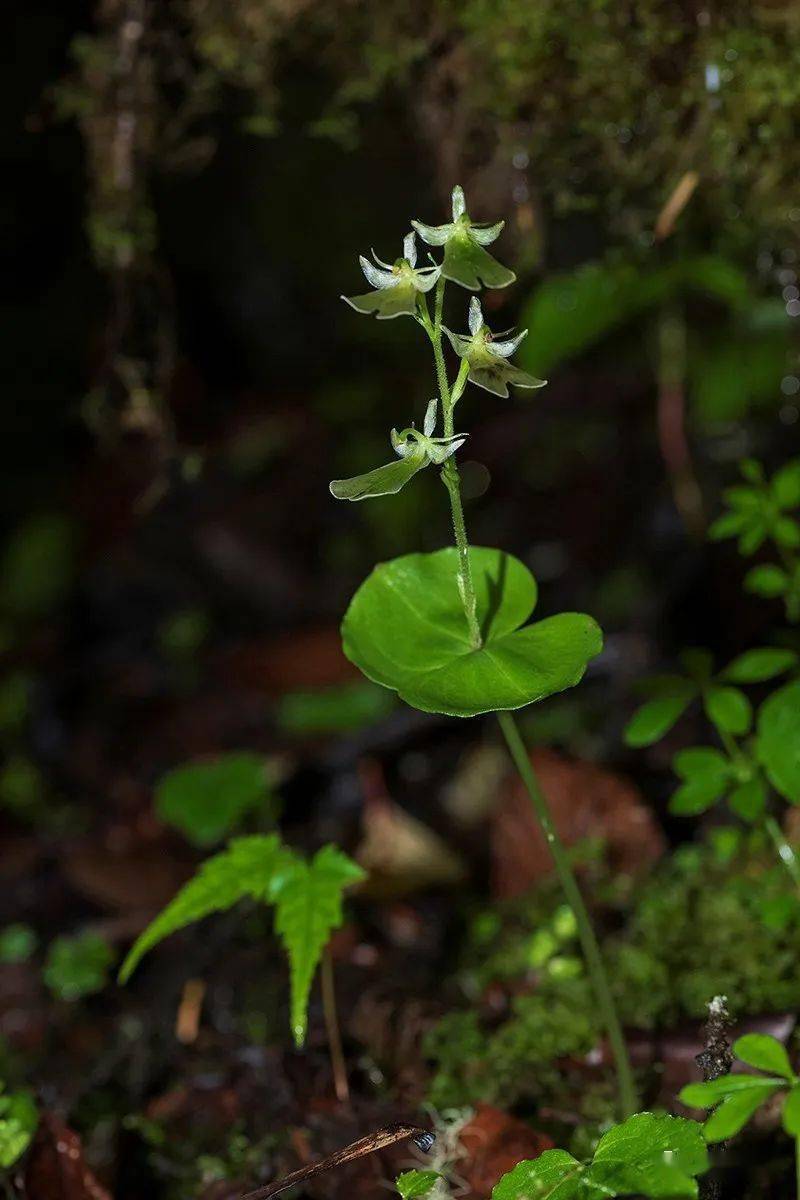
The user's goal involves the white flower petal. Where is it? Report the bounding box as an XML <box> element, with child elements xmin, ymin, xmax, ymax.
<box><xmin>403</xmin><ymin>232</ymin><xmax>417</xmax><ymax>268</ymax></box>
<box><xmin>470</xmin><ymin>221</ymin><xmax>504</xmax><ymax>246</ymax></box>
<box><xmin>424</xmin><ymin>398</ymin><xmax>437</xmax><ymax>437</ymax></box>
<box><xmin>360</xmin><ymin>255</ymin><xmax>398</xmax><ymax>290</ymax></box>
<box><xmin>451</xmin><ymin>185</ymin><xmax>467</xmax><ymax>221</ymax></box>
<box><xmin>468</xmin><ymin>295</ymin><xmax>483</xmax><ymax>335</ymax></box>
<box><xmin>411</xmin><ymin>219</ymin><xmax>452</xmax><ymax>247</ymax></box>
<box><xmin>488</xmin><ymin>329</ymin><xmax>528</xmax><ymax>358</ymax></box>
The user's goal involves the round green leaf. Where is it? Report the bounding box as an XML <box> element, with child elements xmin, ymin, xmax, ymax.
<box><xmin>757</xmin><ymin>681</ymin><xmax>800</xmax><ymax>803</ymax></box>
<box><xmin>734</xmin><ymin>1033</ymin><xmax>795</xmax><ymax>1079</ymax></box>
<box><xmin>772</xmin><ymin>460</ymin><xmax>800</xmax><ymax>509</ymax></box>
<box><xmin>704</xmin><ymin>686</ymin><xmax>752</xmax><ymax>735</ymax></box>
<box><xmin>341</xmin><ymin>547</ymin><xmax>602</xmax><ymax>718</ymax></box>
<box><xmin>721</xmin><ymin>647</ymin><xmax>798</xmax><ymax>683</ymax></box>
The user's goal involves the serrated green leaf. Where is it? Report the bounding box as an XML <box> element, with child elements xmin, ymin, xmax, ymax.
<box><xmin>492</xmin><ymin>1150</ymin><xmax>584</xmax><ymax>1200</ymax></box>
<box><xmin>728</xmin><ymin>778</ymin><xmax>767</xmax><ymax>822</ymax></box>
<box><xmin>342</xmin><ymin>547</ymin><xmax>602</xmax><ymax>718</ymax></box>
<box><xmin>757</xmin><ymin>681</ymin><xmax>800</xmax><ymax>803</ymax></box>
<box><xmin>396</xmin><ymin>1170</ymin><xmax>441</xmax><ymax>1200</ymax></box>
<box><xmin>743</xmin><ymin>564</ymin><xmax>789</xmax><ymax>598</ymax></box>
<box><xmin>624</xmin><ymin>687</ymin><xmax>696</xmax><ymax>748</ymax></box>
<box><xmin>155</xmin><ymin>753</ymin><xmax>271</xmax><ymax>847</ymax></box>
<box><xmin>589</xmin><ymin>1112</ymin><xmax>708</xmax><ymax>1197</ymax></box>
<box><xmin>704</xmin><ymin>686</ymin><xmax>752</xmax><ymax>735</ymax></box>
<box><xmin>0</xmin><ymin>1087</ymin><xmax>37</xmax><ymax>1168</ymax></box>
<box><xmin>733</xmin><ymin>1033</ymin><xmax>795</xmax><ymax>1079</ymax></box>
<box><xmin>119</xmin><ymin>835</ymin><xmax>292</xmax><ymax>983</ymax></box>
<box><xmin>702</xmin><ymin>1086</ymin><xmax>778</xmax><ymax>1143</ymax></box>
<box><xmin>269</xmin><ymin>845</ymin><xmax>365</xmax><ymax>1046</ymax></box>
<box><xmin>782</xmin><ymin>1086</ymin><xmax>800</xmax><ymax>1135</ymax></box>
<box><xmin>720</xmin><ymin>648</ymin><xmax>798</xmax><ymax>683</ymax></box>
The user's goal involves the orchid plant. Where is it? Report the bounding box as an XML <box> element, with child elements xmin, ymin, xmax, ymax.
<box><xmin>330</xmin><ymin>185</ymin><xmax>637</xmax><ymax>1118</ymax></box>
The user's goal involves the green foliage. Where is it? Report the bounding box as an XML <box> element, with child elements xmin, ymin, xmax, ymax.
<box><xmin>0</xmin><ymin>1083</ymin><xmax>37</xmax><ymax>1169</ymax></box>
<box><xmin>492</xmin><ymin>1113</ymin><xmax>707</xmax><ymax>1199</ymax></box>
<box><xmin>270</xmin><ymin>845</ymin><xmax>365</xmax><ymax>1045</ymax></box>
<box><xmin>342</xmin><ymin>547</ymin><xmax>602</xmax><ymax>718</ymax></box>
<box><xmin>155</xmin><ymin>752</ymin><xmax>274</xmax><ymax>847</ymax></box>
<box><xmin>44</xmin><ymin>932</ymin><xmax>114</xmax><ymax>1001</ymax></box>
<box><xmin>276</xmin><ymin>681</ymin><xmax>395</xmax><ymax>734</ymax></box>
<box><xmin>119</xmin><ymin>835</ymin><xmax>364</xmax><ymax>1046</ymax></box>
<box><xmin>0</xmin><ymin>514</ymin><xmax>76</xmax><ymax>621</ymax></box>
<box><xmin>428</xmin><ymin>837</ymin><xmax>800</xmax><ymax>1112</ymax></box>
<box><xmin>396</xmin><ymin>1170</ymin><xmax>441</xmax><ymax>1200</ymax></box>
<box><xmin>680</xmin><ymin>1033</ymin><xmax>799</xmax><ymax>1143</ymax></box>
<box><xmin>709</xmin><ymin>458</ymin><xmax>800</xmax><ymax>622</ymax></box>
<box><xmin>626</xmin><ymin>643</ymin><xmax>798</xmax><ymax>821</ymax></box>
<box><xmin>0</xmin><ymin>925</ymin><xmax>37</xmax><ymax>964</ymax></box>
<box><xmin>757</xmin><ymin>681</ymin><xmax>800</xmax><ymax>804</ymax></box>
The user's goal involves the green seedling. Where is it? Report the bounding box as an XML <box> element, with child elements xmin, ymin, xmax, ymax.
<box><xmin>155</xmin><ymin>752</ymin><xmax>276</xmax><ymax>847</ymax></box>
<box><xmin>709</xmin><ymin>457</ymin><xmax>800</xmax><ymax>622</ymax></box>
<box><xmin>119</xmin><ymin>834</ymin><xmax>364</xmax><ymax>1048</ymax></box>
<box><xmin>44</xmin><ymin>931</ymin><xmax>115</xmax><ymax>1002</ymax></box>
<box><xmin>0</xmin><ymin>1082</ymin><xmax>37</xmax><ymax>1170</ymax></box>
<box><xmin>680</xmin><ymin>1033</ymin><xmax>800</xmax><ymax>1194</ymax></box>
<box><xmin>331</xmin><ymin>184</ymin><xmax>636</xmax><ymax>1116</ymax></box>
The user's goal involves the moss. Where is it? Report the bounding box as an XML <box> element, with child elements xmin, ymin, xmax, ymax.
<box><xmin>426</xmin><ymin>834</ymin><xmax>800</xmax><ymax>1112</ymax></box>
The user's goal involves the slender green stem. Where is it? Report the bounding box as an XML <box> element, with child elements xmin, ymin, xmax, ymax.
<box><xmin>424</xmin><ymin>274</ymin><xmax>635</xmax><ymax>1117</ymax></box>
<box><xmin>765</xmin><ymin>814</ymin><xmax>800</xmax><ymax>888</ymax></box>
<box><xmin>497</xmin><ymin>709</ymin><xmax>637</xmax><ymax>1119</ymax></box>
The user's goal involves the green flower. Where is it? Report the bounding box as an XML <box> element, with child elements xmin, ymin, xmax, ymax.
<box><xmin>412</xmin><ymin>185</ymin><xmax>516</xmax><ymax>291</ymax></box>
<box><xmin>342</xmin><ymin>232</ymin><xmax>441</xmax><ymax>319</ymax></box>
<box><xmin>330</xmin><ymin>399</ymin><xmax>466</xmax><ymax>501</ymax></box>
<box><xmin>444</xmin><ymin>297</ymin><xmax>546</xmax><ymax>398</ymax></box>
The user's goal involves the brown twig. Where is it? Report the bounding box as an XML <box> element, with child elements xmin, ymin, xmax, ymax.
<box><xmin>239</xmin><ymin>1124</ymin><xmax>434</xmax><ymax>1200</ymax></box>
<box><xmin>321</xmin><ymin>947</ymin><xmax>349</xmax><ymax>1104</ymax></box>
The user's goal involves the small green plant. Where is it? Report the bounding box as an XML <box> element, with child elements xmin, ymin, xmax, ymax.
<box><xmin>43</xmin><ymin>931</ymin><xmax>115</xmax><ymax>1001</ymax></box>
<box><xmin>680</xmin><ymin>1033</ymin><xmax>800</xmax><ymax>1192</ymax></box>
<box><xmin>331</xmin><ymin>185</ymin><xmax>635</xmax><ymax>1117</ymax></box>
<box><xmin>0</xmin><ymin>924</ymin><xmax>37</xmax><ymax>964</ymax></box>
<box><xmin>709</xmin><ymin>457</ymin><xmax>800</xmax><ymax>622</ymax></box>
<box><xmin>398</xmin><ymin>1113</ymin><xmax>708</xmax><ymax>1200</ymax></box>
<box><xmin>625</xmin><ymin>642</ymin><xmax>800</xmax><ymax>888</ymax></box>
<box><xmin>154</xmin><ymin>752</ymin><xmax>277</xmax><ymax>847</ymax></box>
<box><xmin>120</xmin><ymin>834</ymin><xmax>364</xmax><ymax>1047</ymax></box>
<box><xmin>0</xmin><ymin>1082</ymin><xmax>37</xmax><ymax>1170</ymax></box>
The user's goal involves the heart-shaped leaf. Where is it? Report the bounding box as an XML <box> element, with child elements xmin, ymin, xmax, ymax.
<box><xmin>341</xmin><ymin>547</ymin><xmax>603</xmax><ymax>718</ymax></box>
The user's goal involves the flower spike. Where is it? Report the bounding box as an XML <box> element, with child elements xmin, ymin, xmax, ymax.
<box><xmin>412</xmin><ymin>185</ymin><xmax>515</xmax><ymax>291</ymax></box>
<box><xmin>342</xmin><ymin>233</ymin><xmax>440</xmax><ymax>320</ymax></box>
<box><xmin>444</xmin><ymin>299</ymin><xmax>546</xmax><ymax>398</ymax></box>
<box><xmin>330</xmin><ymin>401</ymin><xmax>467</xmax><ymax>501</ymax></box>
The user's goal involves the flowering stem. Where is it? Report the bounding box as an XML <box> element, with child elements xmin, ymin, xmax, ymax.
<box><xmin>497</xmin><ymin>709</ymin><xmax>638</xmax><ymax>1119</ymax></box>
<box><xmin>424</xmin><ymin>277</ymin><xmax>636</xmax><ymax>1119</ymax></box>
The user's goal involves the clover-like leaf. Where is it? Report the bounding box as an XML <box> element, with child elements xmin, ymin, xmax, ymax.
<box><xmin>0</xmin><ymin>1085</ymin><xmax>37</xmax><ymax>1169</ymax></box>
<box><xmin>341</xmin><ymin>546</ymin><xmax>602</xmax><ymax>718</ymax></box>
<box><xmin>703</xmin><ymin>685</ymin><xmax>751</xmax><ymax>736</ymax></box>
<box><xmin>342</xmin><ymin>233</ymin><xmax>441</xmax><ymax>320</ymax></box>
<box><xmin>757</xmin><ymin>680</ymin><xmax>800</xmax><ymax>803</ymax></box>
<box><xmin>330</xmin><ymin>402</ymin><xmax>467</xmax><ymax>502</ymax></box>
<box><xmin>669</xmin><ymin>747</ymin><xmax>731</xmax><ymax>816</ymax></box>
<box><xmin>743</xmin><ymin>564</ymin><xmax>790</xmax><ymax>598</ymax></box>
<box><xmin>727</xmin><ymin>776</ymin><xmax>767</xmax><ymax>822</ymax></box>
<box><xmin>412</xmin><ymin>185</ymin><xmax>515</xmax><ymax>290</ymax></box>
<box><xmin>444</xmin><ymin>298</ymin><xmax>546</xmax><ymax>399</ymax></box>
